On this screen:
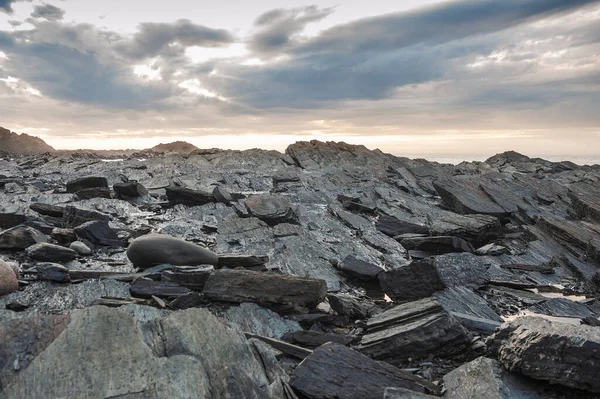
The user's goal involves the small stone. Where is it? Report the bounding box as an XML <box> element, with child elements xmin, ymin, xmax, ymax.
<box><xmin>70</xmin><ymin>241</ymin><xmax>92</xmax><ymax>256</ymax></box>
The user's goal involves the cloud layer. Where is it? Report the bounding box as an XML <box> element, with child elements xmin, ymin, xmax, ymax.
<box><xmin>0</xmin><ymin>0</ymin><xmax>599</xmax><ymax>154</ymax></box>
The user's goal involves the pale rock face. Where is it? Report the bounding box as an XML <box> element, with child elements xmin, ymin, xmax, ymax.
<box><xmin>0</xmin><ymin>260</ymin><xmax>18</xmax><ymax>296</ymax></box>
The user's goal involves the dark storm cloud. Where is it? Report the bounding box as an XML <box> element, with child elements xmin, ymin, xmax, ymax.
<box><xmin>0</xmin><ymin>0</ymin><xmax>17</xmax><ymax>13</ymax></box>
<box><xmin>31</xmin><ymin>3</ymin><xmax>65</xmax><ymax>21</ymax></box>
<box><xmin>117</xmin><ymin>19</ymin><xmax>234</xmax><ymax>60</ymax></box>
<box><xmin>214</xmin><ymin>0</ymin><xmax>600</xmax><ymax>109</ymax></box>
<box><xmin>249</xmin><ymin>5</ymin><xmax>333</xmax><ymax>55</ymax></box>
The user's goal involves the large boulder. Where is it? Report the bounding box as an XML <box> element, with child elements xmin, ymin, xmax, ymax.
<box><xmin>126</xmin><ymin>233</ymin><xmax>218</xmax><ymax>269</ymax></box>
<box><xmin>0</xmin><ymin>260</ymin><xmax>19</xmax><ymax>296</ymax></box>
<box><xmin>488</xmin><ymin>316</ymin><xmax>600</xmax><ymax>393</ymax></box>
<box><xmin>0</xmin><ymin>306</ymin><xmax>273</xmax><ymax>398</ymax></box>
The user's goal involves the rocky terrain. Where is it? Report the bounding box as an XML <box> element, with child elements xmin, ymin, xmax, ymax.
<box><xmin>0</xmin><ymin>140</ymin><xmax>599</xmax><ymax>398</ymax></box>
<box><xmin>0</xmin><ymin>127</ymin><xmax>55</xmax><ymax>156</ymax></box>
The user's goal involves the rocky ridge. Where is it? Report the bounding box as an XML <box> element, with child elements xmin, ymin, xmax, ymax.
<box><xmin>0</xmin><ymin>140</ymin><xmax>599</xmax><ymax>398</ymax></box>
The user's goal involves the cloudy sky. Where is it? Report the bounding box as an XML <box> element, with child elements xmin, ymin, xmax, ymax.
<box><xmin>0</xmin><ymin>0</ymin><xmax>599</xmax><ymax>156</ymax></box>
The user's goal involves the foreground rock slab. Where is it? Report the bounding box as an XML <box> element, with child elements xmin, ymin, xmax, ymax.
<box><xmin>359</xmin><ymin>297</ymin><xmax>471</xmax><ymax>362</ymax></box>
<box><xmin>443</xmin><ymin>356</ymin><xmax>543</xmax><ymax>399</ymax></box>
<box><xmin>203</xmin><ymin>269</ymin><xmax>327</xmax><ymax>308</ymax></box>
<box><xmin>289</xmin><ymin>343</ymin><xmax>439</xmax><ymax>399</ymax></box>
<box><xmin>126</xmin><ymin>233</ymin><xmax>218</xmax><ymax>269</ymax></box>
<box><xmin>488</xmin><ymin>316</ymin><xmax>600</xmax><ymax>393</ymax></box>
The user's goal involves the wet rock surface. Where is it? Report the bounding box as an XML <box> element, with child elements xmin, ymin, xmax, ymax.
<box><xmin>0</xmin><ymin>142</ymin><xmax>599</xmax><ymax>398</ymax></box>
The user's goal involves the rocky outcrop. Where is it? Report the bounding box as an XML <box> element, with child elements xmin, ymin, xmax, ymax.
<box><xmin>0</xmin><ymin>127</ymin><xmax>55</xmax><ymax>155</ymax></box>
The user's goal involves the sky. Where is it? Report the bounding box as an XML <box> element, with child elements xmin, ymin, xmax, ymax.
<box><xmin>0</xmin><ymin>0</ymin><xmax>599</xmax><ymax>157</ymax></box>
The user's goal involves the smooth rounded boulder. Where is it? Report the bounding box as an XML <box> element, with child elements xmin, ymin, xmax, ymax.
<box><xmin>0</xmin><ymin>260</ymin><xmax>19</xmax><ymax>296</ymax></box>
<box><xmin>127</xmin><ymin>234</ymin><xmax>218</xmax><ymax>269</ymax></box>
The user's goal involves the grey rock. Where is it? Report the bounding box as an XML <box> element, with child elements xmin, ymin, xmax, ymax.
<box><xmin>69</xmin><ymin>241</ymin><xmax>92</xmax><ymax>255</ymax></box>
<box><xmin>376</xmin><ymin>215</ymin><xmax>428</xmax><ymax>236</ymax></box>
<box><xmin>224</xmin><ymin>302</ymin><xmax>301</xmax><ymax>339</ymax></box>
<box><xmin>74</xmin><ymin>187</ymin><xmax>112</xmax><ymax>200</ymax></box>
<box><xmin>327</xmin><ymin>293</ymin><xmax>378</xmax><ymax>319</ymax></box>
<box><xmin>528</xmin><ymin>297</ymin><xmax>594</xmax><ymax>319</ymax></box>
<box><xmin>29</xmin><ymin>203</ymin><xmax>65</xmax><ymax>218</ymax></box>
<box><xmin>113</xmin><ymin>181</ymin><xmax>148</xmax><ymax>199</ymax></box>
<box><xmin>161</xmin><ymin>265</ymin><xmax>214</xmax><ymax>290</ymax></box>
<box><xmin>476</xmin><ymin>243</ymin><xmax>509</xmax><ymax>256</ymax></box>
<box><xmin>127</xmin><ymin>233</ymin><xmax>218</xmax><ymax>269</ymax></box>
<box><xmin>66</xmin><ymin>176</ymin><xmax>108</xmax><ymax>193</ymax></box>
<box><xmin>433</xmin><ymin>178</ymin><xmax>512</xmax><ymax>216</ymax></box>
<box><xmin>74</xmin><ymin>220</ymin><xmax>125</xmax><ymax>247</ymax></box>
<box><xmin>338</xmin><ymin>255</ymin><xmax>384</xmax><ymax>281</ymax></box>
<box><xmin>166</xmin><ymin>185</ymin><xmax>214</xmax><ymax>206</ymax></box>
<box><xmin>360</xmin><ymin>297</ymin><xmax>472</xmax><ymax>362</ymax></box>
<box><xmin>26</xmin><ymin>243</ymin><xmax>78</xmax><ymax>262</ymax></box>
<box><xmin>0</xmin><ymin>226</ymin><xmax>47</xmax><ymax>250</ymax></box>
<box><xmin>488</xmin><ymin>316</ymin><xmax>600</xmax><ymax>392</ymax></box>
<box><xmin>217</xmin><ymin>253</ymin><xmax>269</xmax><ymax>269</ymax></box>
<box><xmin>245</xmin><ymin>194</ymin><xmax>298</xmax><ymax>225</ymax></box>
<box><xmin>36</xmin><ymin>263</ymin><xmax>70</xmax><ymax>283</ymax></box>
<box><xmin>400</xmin><ymin>236</ymin><xmax>474</xmax><ymax>255</ymax></box>
<box><xmin>63</xmin><ymin>205</ymin><xmax>111</xmax><ymax>228</ymax></box>
<box><xmin>213</xmin><ymin>185</ymin><xmax>233</xmax><ymax>204</ymax></box>
<box><xmin>443</xmin><ymin>356</ymin><xmax>542</xmax><ymax>399</ymax></box>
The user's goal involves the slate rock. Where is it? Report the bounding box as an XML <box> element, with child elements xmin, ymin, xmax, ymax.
<box><xmin>217</xmin><ymin>253</ymin><xmax>269</xmax><ymax>269</ymax></box>
<box><xmin>443</xmin><ymin>356</ymin><xmax>543</xmax><ymax>399</ymax></box>
<box><xmin>129</xmin><ymin>280</ymin><xmax>191</xmax><ymax>298</ymax></box>
<box><xmin>0</xmin><ymin>225</ymin><xmax>47</xmax><ymax>250</ymax></box>
<box><xmin>400</xmin><ymin>236</ymin><xmax>474</xmax><ymax>255</ymax></box>
<box><xmin>338</xmin><ymin>255</ymin><xmax>385</xmax><ymax>281</ymax></box>
<box><xmin>527</xmin><ymin>298</ymin><xmax>594</xmax><ymax>319</ymax></box>
<box><xmin>0</xmin><ymin>213</ymin><xmax>26</xmax><ymax>229</ymax></box>
<box><xmin>359</xmin><ymin>297</ymin><xmax>472</xmax><ymax>361</ymax></box>
<box><xmin>376</xmin><ymin>215</ymin><xmax>428</xmax><ymax>236</ymax></box>
<box><xmin>488</xmin><ymin>316</ymin><xmax>600</xmax><ymax>392</ymax></box>
<box><xmin>245</xmin><ymin>194</ymin><xmax>298</xmax><ymax>225</ymax></box>
<box><xmin>63</xmin><ymin>206</ymin><xmax>111</xmax><ymax>228</ymax></box>
<box><xmin>213</xmin><ymin>186</ymin><xmax>233</xmax><ymax>204</ymax></box>
<box><xmin>26</xmin><ymin>243</ymin><xmax>78</xmax><ymax>262</ymax></box>
<box><xmin>433</xmin><ymin>178</ymin><xmax>511</xmax><ymax>216</ymax></box>
<box><xmin>66</xmin><ymin>176</ymin><xmax>108</xmax><ymax>193</ymax></box>
<box><xmin>29</xmin><ymin>203</ymin><xmax>65</xmax><ymax>218</ymax></box>
<box><xmin>327</xmin><ymin>293</ymin><xmax>378</xmax><ymax>319</ymax></box>
<box><xmin>0</xmin><ymin>260</ymin><xmax>19</xmax><ymax>296</ymax></box>
<box><xmin>113</xmin><ymin>181</ymin><xmax>148</xmax><ymax>199</ymax></box>
<box><xmin>74</xmin><ymin>187</ymin><xmax>112</xmax><ymax>200</ymax></box>
<box><xmin>569</xmin><ymin>183</ymin><xmax>600</xmax><ymax>223</ymax></box>
<box><xmin>161</xmin><ymin>265</ymin><xmax>214</xmax><ymax>290</ymax></box>
<box><xmin>203</xmin><ymin>269</ymin><xmax>327</xmax><ymax>308</ymax></box>
<box><xmin>283</xmin><ymin>330</ymin><xmax>354</xmax><ymax>348</ymax></box>
<box><xmin>378</xmin><ymin>260</ymin><xmax>446</xmax><ymax>302</ymax></box>
<box><xmin>69</xmin><ymin>241</ymin><xmax>92</xmax><ymax>256</ymax></box>
<box><xmin>165</xmin><ymin>185</ymin><xmax>214</xmax><ymax>206</ymax></box>
<box><xmin>75</xmin><ymin>220</ymin><xmax>125</xmax><ymax>247</ymax></box>
<box><xmin>475</xmin><ymin>243</ymin><xmax>509</xmax><ymax>256</ymax></box>
<box><xmin>51</xmin><ymin>228</ymin><xmax>76</xmax><ymax>243</ymax></box>
<box><xmin>36</xmin><ymin>263</ymin><xmax>70</xmax><ymax>283</ymax></box>
<box><xmin>289</xmin><ymin>343</ymin><xmax>439</xmax><ymax>399</ymax></box>
<box><xmin>126</xmin><ymin>233</ymin><xmax>218</xmax><ymax>269</ymax></box>
<box><xmin>223</xmin><ymin>302</ymin><xmax>301</xmax><ymax>339</ymax></box>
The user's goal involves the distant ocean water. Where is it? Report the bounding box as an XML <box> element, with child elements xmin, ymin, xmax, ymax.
<box><xmin>399</xmin><ymin>155</ymin><xmax>600</xmax><ymax>166</ymax></box>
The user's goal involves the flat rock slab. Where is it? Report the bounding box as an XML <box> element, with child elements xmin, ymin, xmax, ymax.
<box><xmin>376</xmin><ymin>215</ymin><xmax>428</xmax><ymax>236</ymax></box>
<box><xmin>26</xmin><ymin>243</ymin><xmax>78</xmax><ymax>262</ymax></box>
<box><xmin>245</xmin><ymin>194</ymin><xmax>298</xmax><ymax>225</ymax></box>
<box><xmin>488</xmin><ymin>316</ymin><xmax>600</xmax><ymax>393</ymax></box>
<box><xmin>338</xmin><ymin>255</ymin><xmax>384</xmax><ymax>281</ymax></box>
<box><xmin>165</xmin><ymin>185</ymin><xmax>214</xmax><ymax>206</ymax></box>
<box><xmin>203</xmin><ymin>269</ymin><xmax>327</xmax><ymax>308</ymax></box>
<box><xmin>63</xmin><ymin>206</ymin><xmax>111</xmax><ymax>228</ymax></box>
<box><xmin>289</xmin><ymin>342</ymin><xmax>439</xmax><ymax>399</ymax></box>
<box><xmin>433</xmin><ymin>178</ymin><xmax>512</xmax><ymax>216</ymax></box>
<box><xmin>217</xmin><ymin>253</ymin><xmax>269</xmax><ymax>269</ymax></box>
<box><xmin>75</xmin><ymin>220</ymin><xmax>125</xmax><ymax>247</ymax></box>
<box><xmin>129</xmin><ymin>280</ymin><xmax>191</xmax><ymax>298</ymax></box>
<box><xmin>126</xmin><ymin>233</ymin><xmax>218</xmax><ymax>269</ymax></box>
<box><xmin>443</xmin><ymin>356</ymin><xmax>543</xmax><ymax>399</ymax></box>
<box><xmin>113</xmin><ymin>181</ymin><xmax>148</xmax><ymax>199</ymax></box>
<box><xmin>537</xmin><ymin>216</ymin><xmax>600</xmax><ymax>260</ymax></box>
<box><xmin>161</xmin><ymin>266</ymin><xmax>214</xmax><ymax>290</ymax></box>
<box><xmin>36</xmin><ymin>263</ymin><xmax>70</xmax><ymax>283</ymax></box>
<box><xmin>400</xmin><ymin>236</ymin><xmax>474</xmax><ymax>255</ymax></box>
<box><xmin>66</xmin><ymin>176</ymin><xmax>108</xmax><ymax>193</ymax></box>
<box><xmin>569</xmin><ymin>183</ymin><xmax>600</xmax><ymax>223</ymax></box>
<box><xmin>359</xmin><ymin>297</ymin><xmax>471</xmax><ymax>362</ymax></box>
<box><xmin>283</xmin><ymin>330</ymin><xmax>354</xmax><ymax>348</ymax></box>
<box><xmin>30</xmin><ymin>203</ymin><xmax>65</xmax><ymax>218</ymax></box>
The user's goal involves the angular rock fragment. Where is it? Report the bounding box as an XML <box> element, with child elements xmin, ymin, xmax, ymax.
<box><xmin>434</xmin><ymin>286</ymin><xmax>502</xmax><ymax>334</ymax></box>
<box><xmin>36</xmin><ymin>263</ymin><xmax>70</xmax><ymax>283</ymax></box>
<box><xmin>488</xmin><ymin>316</ymin><xmax>600</xmax><ymax>392</ymax></box>
<box><xmin>569</xmin><ymin>182</ymin><xmax>600</xmax><ymax>223</ymax></box>
<box><xmin>359</xmin><ymin>297</ymin><xmax>472</xmax><ymax>362</ymax></box>
<box><xmin>127</xmin><ymin>233</ymin><xmax>218</xmax><ymax>269</ymax></box>
<box><xmin>443</xmin><ymin>356</ymin><xmax>543</xmax><ymax>399</ymax></box>
<box><xmin>375</xmin><ymin>215</ymin><xmax>429</xmax><ymax>237</ymax></box>
<box><xmin>327</xmin><ymin>293</ymin><xmax>378</xmax><ymax>319</ymax></box>
<box><xmin>0</xmin><ymin>225</ymin><xmax>47</xmax><ymax>249</ymax></box>
<box><xmin>212</xmin><ymin>185</ymin><xmax>233</xmax><ymax>204</ymax></box>
<box><xmin>29</xmin><ymin>202</ymin><xmax>65</xmax><ymax>218</ymax></box>
<box><xmin>66</xmin><ymin>176</ymin><xmax>108</xmax><ymax>193</ymax></box>
<box><xmin>74</xmin><ymin>187</ymin><xmax>111</xmax><ymax>200</ymax></box>
<box><xmin>475</xmin><ymin>243</ymin><xmax>509</xmax><ymax>256</ymax></box>
<box><xmin>338</xmin><ymin>255</ymin><xmax>384</xmax><ymax>281</ymax></box>
<box><xmin>527</xmin><ymin>297</ymin><xmax>594</xmax><ymax>319</ymax></box>
<box><xmin>0</xmin><ymin>213</ymin><xmax>26</xmax><ymax>229</ymax></box>
<box><xmin>75</xmin><ymin>220</ymin><xmax>125</xmax><ymax>247</ymax></box>
<box><xmin>283</xmin><ymin>330</ymin><xmax>354</xmax><ymax>348</ymax></box>
<box><xmin>113</xmin><ymin>181</ymin><xmax>148</xmax><ymax>199</ymax></box>
<box><xmin>245</xmin><ymin>194</ymin><xmax>298</xmax><ymax>225</ymax></box>
<box><xmin>223</xmin><ymin>302</ymin><xmax>301</xmax><ymax>339</ymax></box>
<box><xmin>203</xmin><ymin>269</ymin><xmax>327</xmax><ymax>308</ymax></box>
<box><xmin>400</xmin><ymin>235</ymin><xmax>474</xmax><ymax>254</ymax></box>
<box><xmin>289</xmin><ymin>343</ymin><xmax>439</xmax><ymax>399</ymax></box>
<box><xmin>63</xmin><ymin>206</ymin><xmax>111</xmax><ymax>228</ymax></box>
<box><xmin>161</xmin><ymin>265</ymin><xmax>214</xmax><ymax>290</ymax></box>
<box><xmin>378</xmin><ymin>260</ymin><xmax>445</xmax><ymax>302</ymax></box>
<box><xmin>26</xmin><ymin>243</ymin><xmax>78</xmax><ymax>262</ymax></box>
<box><xmin>165</xmin><ymin>185</ymin><xmax>214</xmax><ymax>206</ymax></box>
<box><xmin>51</xmin><ymin>227</ymin><xmax>76</xmax><ymax>243</ymax></box>
<box><xmin>537</xmin><ymin>216</ymin><xmax>600</xmax><ymax>260</ymax></box>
